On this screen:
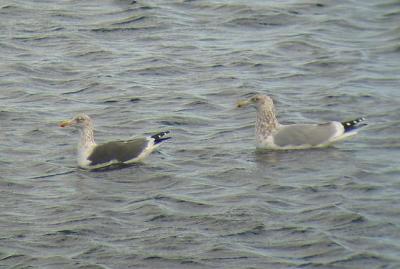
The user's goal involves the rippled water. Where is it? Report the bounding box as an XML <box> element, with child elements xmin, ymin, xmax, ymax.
<box><xmin>1</xmin><ymin>0</ymin><xmax>400</xmax><ymax>268</ymax></box>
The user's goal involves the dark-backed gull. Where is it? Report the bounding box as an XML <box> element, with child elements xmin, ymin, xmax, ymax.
<box><xmin>60</xmin><ymin>113</ymin><xmax>170</xmax><ymax>170</ymax></box>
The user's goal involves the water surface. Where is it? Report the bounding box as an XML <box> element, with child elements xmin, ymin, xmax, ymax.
<box><xmin>1</xmin><ymin>0</ymin><xmax>400</xmax><ymax>268</ymax></box>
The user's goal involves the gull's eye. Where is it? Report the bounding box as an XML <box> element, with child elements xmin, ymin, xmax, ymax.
<box><xmin>251</xmin><ymin>96</ymin><xmax>259</xmax><ymax>102</ymax></box>
<box><xmin>76</xmin><ymin>116</ymin><xmax>84</xmax><ymax>122</ymax></box>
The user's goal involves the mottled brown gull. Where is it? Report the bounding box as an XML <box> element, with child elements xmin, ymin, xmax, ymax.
<box><xmin>59</xmin><ymin>113</ymin><xmax>170</xmax><ymax>170</ymax></box>
<box><xmin>237</xmin><ymin>94</ymin><xmax>366</xmax><ymax>150</ymax></box>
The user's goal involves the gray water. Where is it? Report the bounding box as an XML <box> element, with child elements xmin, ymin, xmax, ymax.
<box><xmin>1</xmin><ymin>0</ymin><xmax>400</xmax><ymax>268</ymax></box>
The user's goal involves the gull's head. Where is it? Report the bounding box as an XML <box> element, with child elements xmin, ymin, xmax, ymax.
<box><xmin>59</xmin><ymin>113</ymin><xmax>93</xmax><ymax>128</ymax></box>
<box><xmin>236</xmin><ymin>94</ymin><xmax>274</xmax><ymax>109</ymax></box>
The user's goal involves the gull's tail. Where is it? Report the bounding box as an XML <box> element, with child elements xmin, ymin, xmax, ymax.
<box><xmin>151</xmin><ymin>131</ymin><xmax>171</xmax><ymax>144</ymax></box>
<box><xmin>341</xmin><ymin>117</ymin><xmax>367</xmax><ymax>133</ymax></box>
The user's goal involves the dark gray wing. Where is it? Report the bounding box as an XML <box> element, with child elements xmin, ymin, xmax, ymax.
<box><xmin>273</xmin><ymin>123</ymin><xmax>340</xmax><ymax>147</ymax></box>
<box><xmin>88</xmin><ymin>138</ymin><xmax>149</xmax><ymax>165</ymax></box>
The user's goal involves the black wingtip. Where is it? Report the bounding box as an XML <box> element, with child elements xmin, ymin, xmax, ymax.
<box><xmin>151</xmin><ymin>131</ymin><xmax>171</xmax><ymax>144</ymax></box>
<box><xmin>341</xmin><ymin>117</ymin><xmax>367</xmax><ymax>132</ymax></box>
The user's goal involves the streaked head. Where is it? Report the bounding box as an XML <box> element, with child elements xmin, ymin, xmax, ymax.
<box><xmin>59</xmin><ymin>113</ymin><xmax>93</xmax><ymax>128</ymax></box>
<box><xmin>236</xmin><ymin>94</ymin><xmax>274</xmax><ymax>109</ymax></box>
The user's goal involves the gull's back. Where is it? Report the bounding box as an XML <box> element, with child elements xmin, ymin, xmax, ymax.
<box><xmin>87</xmin><ymin>138</ymin><xmax>149</xmax><ymax>166</ymax></box>
<box><xmin>272</xmin><ymin>122</ymin><xmax>342</xmax><ymax>148</ymax></box>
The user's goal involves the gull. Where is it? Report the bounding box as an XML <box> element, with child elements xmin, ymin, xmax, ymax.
<box><xmin>59</xmin><ymin>113</ymin><xmax>170</xmax><ymax>170</ymax></box>
<box><xmin>237</xmin><ymin>94</ymin><xmax>366</xmax><ymax>150</ymax></box>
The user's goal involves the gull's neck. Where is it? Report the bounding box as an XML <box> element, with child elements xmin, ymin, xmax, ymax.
<box><xmin>255</xmin><ymin>102</ymin><xmax>279</xmax><ymax>145</ymax></box>
<box><xmin>78</xmin><ymin>123</ymin><xmax>96</xmax><ymax>151</ymax></box>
